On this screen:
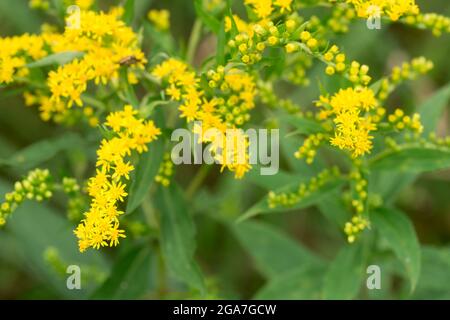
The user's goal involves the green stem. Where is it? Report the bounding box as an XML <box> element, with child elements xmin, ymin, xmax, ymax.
<box><xmin>186</xmin><ymin>165</ymin><xmax>211</xmax><ymax>198</ymax></box>
<box><xmin>186</xmin><ymin>19</ymin><xmax>203</xmax><ymax>65</ymax></box>
<box><xmin>119</xmin><ymin>68</ymin><xmax>139</xmax><ymax>108</ymax></box>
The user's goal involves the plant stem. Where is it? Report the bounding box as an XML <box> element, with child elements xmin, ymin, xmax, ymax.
<box><xmin>186</xmin><ymin>165</ymin><xmax>211</xmax><ymax>198</ymax></box>
<box><xmin>186</xmin><ymin>19</ymin><xmax>203</xmax><ymax>65</ymax></box>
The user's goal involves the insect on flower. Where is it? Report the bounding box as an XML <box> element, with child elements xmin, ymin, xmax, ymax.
<box><xmin>118</xmin><ymin>55</ymin><xmax>142</xmax><ymax>67</ymax></box>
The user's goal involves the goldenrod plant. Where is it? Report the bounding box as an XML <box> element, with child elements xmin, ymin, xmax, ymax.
<box><xmin>0</xmin><ymin>0</ymin><xmax>449</xmax><ymax>300</ymax></box>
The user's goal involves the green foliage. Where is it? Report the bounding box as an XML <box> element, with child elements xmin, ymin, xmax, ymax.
<box><xmin>156</xmin><ymin>184</ymin><xmax>206</xmax><ymax>294</ymax></box>
<box><xmin>230</xmin><ymin>220</ymin><xmax>323</xmax><ymax>278</ymax></box>
<box><xmin>323</xmin><ymin>242</ymin><xmax>367</xmax><ymax>299</ymax></box>
<box><xmin>91</xmin><ymin>244</ymin><xmax>153</xmax><ymax>299</ymax></box>
<box><xmin>0</xmin><ymin>0</ymin><xmax>449</xmax><ymax>301</ymax></box>
<box><xmin>372</xmin><ymin>208</ymin><xmax>421</xmax><ymax>292</ymax></box>
<box><xmin>126</xmin><ymin>139</ymin><xmax>165</xmax><ymax>214</ymax></box>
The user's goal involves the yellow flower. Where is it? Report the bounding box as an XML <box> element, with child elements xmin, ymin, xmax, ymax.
<box><xmin>274</xmin><ymin>0</ymin><xmax>293</xmax><ymax>13</ymax></box>
<box><xmin>323</xmin><ymin>87</ymin><xmax>379</xmax><ymax>157</ymax></box>
<box><xmin>75</xmin><ymin>105</ymin><xmax>161</xmax><ymax>252</ymax></box>
<box><xmin>152</xmin><ymin>59</ymin><xmax>256</xmax><ymax>178</ymax></box>
<box><xmin>112</xmin><ymin>159</ymin><xmax>134</xmax><ymax>180</ymax></box>
<box><xmin>347</xmin><ymin>0</ymin><xmax>419</xmax><ymax>21</ymax></box>
<box><xmin>244</xmin><ymin>0</ymin><xmax>273</xmax><ymax>19</ymax></box>
<box><xmin>147</xmin><ymin>9</ymin><xmax>171</xmax><ymax>31</ymax></box>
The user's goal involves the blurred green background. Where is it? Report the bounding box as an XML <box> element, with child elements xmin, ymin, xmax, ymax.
<box><xmin>0</xmin><ymin>0</ymin><xmax>449</xmax><ymax>299</ymax></box>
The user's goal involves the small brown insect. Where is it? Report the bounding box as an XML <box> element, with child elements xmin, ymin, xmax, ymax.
<box><xmin>119</xmin><ymin>55</ymin><xmax>141</xmax><ymax>66</ymax></box>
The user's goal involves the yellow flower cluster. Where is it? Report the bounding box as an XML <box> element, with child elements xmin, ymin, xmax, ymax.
<box><xmin>47</xmin><ymin>10</ymin><xmax>146</xmax><ymax>109</ymax></box>
<box><xmin>0</xmin><ymin>34</ymin><xmax>46</xmax><ymax>84</ymax></box>
<box><xmin>71</xmin><ymin>0</ymin><xmax>95</xmax><ymax>10</ymax></box>
<box><xmin>32</xmin><ymin>0</ymin><xmax>95</xmax><ymax>10</ymax></box>
<box><xmin>346</xmin><ymin>0</ymin><xmax>419</xmax><ymax>21</ymax></box>
<box><xmin>244</xmin><ymin>0</ymin><xmax>293</xmax><ymax>20</ymax></box>
<box><xmin>147</xmin><ymin>9</ymin><xmax>171</xmax><ymax>31</ymax></box>
<box><xmin>74</xmin><ymin>106</ymin><xmax>161</xmax><ymax>252</ymax></box>
<box><xmin>318</xmin><ymin>87</ymin><xmax>379</xmax><ymax>157</ymax></box>
<box><xmin>29</xmin><ymin>0</ymin><xmax>49</xmax><ymax>10</ymax></box>
<box><xmin>152</xmin><ymin>59</ymin><xmax>256</xmax><ymax>178</ymax></box>
<box><xmin>1</xmin><ymin>8</ymin><xmax>145</xmax><ymax>123</ymax></box>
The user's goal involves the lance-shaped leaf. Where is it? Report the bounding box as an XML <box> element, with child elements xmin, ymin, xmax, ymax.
<box><xmin>126</xmin><ymin>138</ymin><xmax>165</xmax><ymax>214</ymax></box>
<box><xmin>26</xmin><ymin>51</ymin><xmax>84</xmax><ymax>68</ymax></box>
<box><xmin>254</xmin><ymin>265</ymin><xmax>326</xmax><ymax>299</ymax></box>
<box><xmin>0</xmin><ymin>133</ymin><xmax>83</xmax><ymax>170</ymax></box>
<box><xmin>419</xmin><ymin>83</ymin><xmax>450</xmax><ymax>135</ymax></box>
<box><xmin>372</xmin><ymin>207</ymin><xmax>421</xmax><ymax>293</ymax></box>
<box><xmin>230</xmin><ymin>220</ymin><xmax>324</xmax><ymax>279</ymax></box>
<box><xmin>323</xmin><ymin>242</ymin><xmax>367</xmax><ymax>299</ymax></box>
<box><xmin>156</xmin><ymin>184</ymin><xmax>206</xmax><ymax>293</ymax></box>
<box><xmin>91</xmin><ymin>244</ymin><xmax>154</xmax><ymax>299</ymax></box>
<box><xmin>371</xmin><ymin>82</ymin><xmax>450</xmax><ymax>203</ymax></box>
<box><xmin>369</xmin><ymin>146</ymin><xmax>450</xmax><ymax>173</ymax></box>
<box><xmin>281</xmin><ymin>114</ymin><xmax>327</xmax><ymax>135</ymax></box>
<box><xmin>194</xmin><ymin>0</ymin><xmax>220</xmax><ymax>33</ymax></box>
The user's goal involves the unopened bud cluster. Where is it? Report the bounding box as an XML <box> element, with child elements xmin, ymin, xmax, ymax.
<box><xmin>294</xmin><ymin>133</ymin><xmax>327</xmax><ymax>164</ymax></box>
<box><xmin>268</xmin><ymin>167</ymin><xmax>340</xmax><ymax>209</ymax></box>
<box><xmin>323</xmin><ymin>46</ymin><xmax>371</xmax><ymax>85</ymax></box>
<box><xmin>0</xmin><ymin>169</ymin><xmax>53</xmax><ymax>226</ymax></box>
<box><xmin>155</xmin><ymin>153</ymin><xmax>174</xmax><ymax>187</ymax></box>
<box><xmin>378</xmin><ymin>57</ymin><xmax>433</xmax><ymax>101</ymax></box>
<box><xmin>404</xmin><ymin>13</ymin><xmax>450</xmax><ymax>37</ymax></box>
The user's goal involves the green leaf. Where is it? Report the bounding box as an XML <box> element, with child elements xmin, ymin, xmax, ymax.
<box><xmin>371</xmin><ymin>82</ymin><xmax>450</xmax><ymax>202</ymax></box>
<box><xmin>194</xmin><ymin>0</ymin><xmax>221</xmax><ymax>33</ymax></box>
<box><xmin>139</xmin><ymin>99</ymin><xmax>173</xmax><ymax>119</ymax></box>
<box><xmin>244</xmin><ymin>167</ymin><xmax>304</xmax><ymax>190</ymax></box>
<box><xmin>26</xmin><ymin>51</ymin><xmax>84</xmax><ymax>68</ymax></box>
<box><xmin>0</xmin><ymin>0</ymin><xmax>41</xmax><ymax>33</ymax></box>
<box><xmin>126</xmin><ymin>138</ymin><xmax>165</xmax><ymax>213</ymax></box>
<box><xmin>369</xmin><ymin>78</ymin><xmax>383</xmax><ymax>95</ymax></box>
<box><xmin>317</xmin><ymin>191</ymin><xmax>351</xmax><ymax>227</ymax></box>
<box><xmin>281</xmin><ymin>114</ymin><xmax>325</xmax><ymax>135</ymax></box>
<box><xmin>370</xmin><ymin>146</ymin><xmax>450</xmax><ymax>173</ymax></box>
<box><xmin>143</xmin><ymin>22</ymin><xmax>175</xmax><ymax>55</ymax></box>
<box><xmin>91</xmin><ymin>244</ymin><xmax>153</xmax><ymax>299</ymax></box>
<box><xmin>323</xmin><ymin>242</ymin><xmax>366</xmax><ymax>299</ymax></box>
<box><xmin>418</xmin><ymin>83</ymin><xmax>450</xmax><ymax>135</ymax></box>
<box><xmin>255</xmin><ymin>265</ymin><xmax>325</xmax><ymax>299</ymax></box>
<box><xmin>119</xmin><ymin>68</ymin><xmax>139</xmax><ymax>108</ymax></box>
<box><xmin>0</xmin><ymin>133</ymin><xmax>83</xmax><ymax>170</ymax></box>
<box><xmin>372</xmin><ymin>207</ymin><xmax>421</xmax><ymax>292</ymax></box>
<box><xmin>0</xmin><ymin>180</ymin><xmax>109</xmax><ymax>299</ymax></box>
<box><xmin>225</xmin><ymin>0</ymin><xmax>238</xmax><ymax>36</ymax></box>
<box><xmin>156</xmin><ymin>184</ymin><xmax>206</xmax><ymax>293</ymax></box>
<box><xmin>123</xmin><ymin>0</ymin><xmax>135</xmax><ymax>25</ymax></box>
<box><xmin>238</xmin><ymin>177</ymin><xmax>345</xmax><ymax>222</ymax></box>
<box><xmin>230</xmin><ymin>220</ymin><xmax>323</xmax><ymax>278</ymax></box>
<box><xmin>412</xmin><ymin>246</ymin><xmax>450</xmax><ymax>299</ymax></box>
<box><xmin>216</xmin><ymin>18</ymin><xmax>226</xmax><ymax>65</ymax></box>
